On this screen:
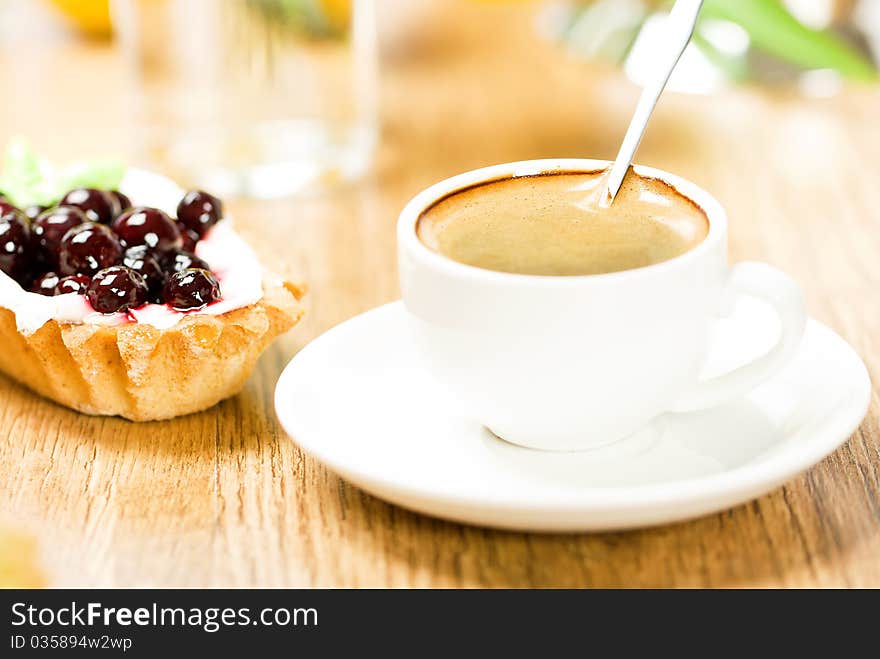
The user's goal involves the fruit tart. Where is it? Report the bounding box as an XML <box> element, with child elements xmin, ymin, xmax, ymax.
<box><xmin>0</xmin><ymin>143</ymin><xmax>304</xmax><ymax>420</ymax></box>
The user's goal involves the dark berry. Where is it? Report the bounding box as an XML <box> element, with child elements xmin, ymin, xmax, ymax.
<box><xmin>0</xmin><ymin>210</ymin><xmax>33</xmax><ymax>284</ymax></box>
<box><xmin>31</xmin><ymin>272</ymin><xmax>60</xmax><ymax>296</ymax></box>
<box><xmin>86</xmin><ymin>266</ymin><xmax>149</xmax><ymax>314</ymax></box>
<box><xmin>55</xmin><ymin>274</ymin><xmax>90</xmax><ymax>295</ymax></box>
<box><xmin>176</xmin><ymin>221</ymin><xmax>200</xmax><ymax>252</ymax></box>
<box><xmin>0</xmin><ymin>201</ymin><xmax>19</xmax><ymax>216</ymax></box>
<box><xmin>123</xmin><ymin>245</ymin><xmax>165</xmax><ymax>300</ymax></box>
<box><xmin>60</xmin><ymin>188</ymin><xmax>120</xmax><ymax>225</ymax></box>
<box><xmin>24</xmin><ymin>205</ymin><xmax>47</xmax><ymax>221</ymax></box>
<box><xmin>58</xmin><ymin>222</ymin><xmax>123</xmax><ymax>276</ymax></box>
<box><xmin>112</xmin><ymin>207</ymin><xmax>181</xmax><ymax>252</ymax></box>
<box><xmin>162</xmin><ymin>268</ymin><xmax>221</xmax><ymax>310</ymax></box>
<box><xmin>32</xmin><ymin>206</ymin><xmax>88</xmax><ymax>263</ymax></box>
<box><xmin>176</xmin><ymin>190</ymin><xmax>222</xmax><ymax>236</ymax></box>
<box><xmin>160</xmin><ymin>248</ymin><xmax>209</xmax><ymax>274</ymax></box>
<box><xmin>110</xmin><ymin>191</ymin><xmax>131</xmax><ymax>213</ymax></box>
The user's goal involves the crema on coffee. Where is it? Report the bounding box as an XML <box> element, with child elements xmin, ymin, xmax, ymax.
<box><xmin>416</xmin><ymin>169</ymin><xmax>709</xmax><ymax>276</ymax></box>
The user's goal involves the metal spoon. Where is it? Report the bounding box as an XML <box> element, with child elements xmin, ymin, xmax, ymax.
<box><xmin>603</xmin><ymin>0</ymin><xmax>705</xmax><ymax>206</ymax></box>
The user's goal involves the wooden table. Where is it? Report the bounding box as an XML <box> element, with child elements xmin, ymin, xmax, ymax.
<box><xmin>1</xmin><ymin>1</ymin><xmax>878</xmax><ymax>588</ymax></box>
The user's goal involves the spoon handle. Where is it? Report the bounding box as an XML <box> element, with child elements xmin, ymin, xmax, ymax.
<box><xmin>603</xmin><ymin>0</ymin><xmax>704</xmax><ymax>205</ymax></box>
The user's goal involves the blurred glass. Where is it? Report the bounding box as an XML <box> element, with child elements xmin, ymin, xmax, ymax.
<box><xmin>112</xmin><ymin>0</ymin><xmax>378</xmax><ymax>198</ymax></box>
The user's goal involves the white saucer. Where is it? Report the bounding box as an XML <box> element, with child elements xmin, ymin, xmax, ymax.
<box><xmin>274</xmin><ymin>302</ymin><xmax>870</xmax><ymax>532</ymax></box>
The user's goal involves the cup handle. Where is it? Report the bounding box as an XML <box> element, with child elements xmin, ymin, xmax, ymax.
<box><xmin>669</xmin><ymin>261</ymin><xmax>807</xmax><ymax>412</ymax></box>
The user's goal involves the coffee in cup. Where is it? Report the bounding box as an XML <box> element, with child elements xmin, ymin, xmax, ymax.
<box><xmin>416</xmin><ymin>169</ymin><xmax>709</xmax><ymax>276</ymax></box>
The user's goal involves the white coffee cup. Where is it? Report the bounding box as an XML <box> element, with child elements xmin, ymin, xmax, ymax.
<box><xmin>398</xmin><ymin>159</ymin><xmax>806</xmax><ymax>451</ymax></box>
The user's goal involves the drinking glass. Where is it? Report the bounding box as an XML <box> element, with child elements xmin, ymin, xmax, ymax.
<box><xmin>112</xmin><ymin>0</ymin><xmax>378</xmax><ymax>198</ymax></box>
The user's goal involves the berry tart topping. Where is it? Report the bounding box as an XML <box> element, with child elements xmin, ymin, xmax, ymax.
<box><xmin>111</xmin><ymin>190</ymin><xmax>132</xmax><ymax>212</ymax></box>
<box><xmin>177</xmin><ymin>190</ymin><xmax>222</xmax><ymax>236</ymax></box>
<box><xmin>161</xmin><ymin>248</ymin><xmax>210</xmax><ymax>274</ymax></box>
<box><xmin>177</xmin><ymin>223</ymin><xmax>200</xmax><ymax>252</ymax></box>
<box><xmin>23</xmin><ymin>205</ymin><xmax>47</xmax><ymax>221</ymax></box>
<box><xmin>32</xmin><ymin>272</ymin><xmax>60</xmax><ymax>296</ymax></box>
<box><xmin>0</xmin><ymin>210</ymin><xmax>34</xmax><ymax>285</ymax></box>
<box><xmin>86</xmin><ymin>266</ymin><xmax>149</xmax><ymax>314</ymax></box>
<box><xmin>32</xmin><ymin>206</ymin><xmax>88</xmax><ymax>263</ymax></box>
<box><xmin>55</xmin><ymin>274</ymin><xmax>90</xmax><ymax>295</ymax></box>
<box><xmin>0</xmin><ymin>200</ymin><xmax>19</xmax><ymax>216</ymax></box>
<box><xmin>58</xmin><ymin>221</ymin><xmax>123</xmax><ymax>277</ymax></box>
<box><xmin>60</xmin><ymin>188</ymin><xmax>121</xmax><ymax>225</ymax></box>
<box><xmin>123</xmin><ymin>245</ymin><xmax>166</xmax><ymax>300</ymax></box>
<box><xmin>112</xmin><ymin>207</ymin><xmax>182</xmax><ymax>252</ymax></box>
<box><xmin>163</xmin><ymin>268</ymin><xmax>221</xmax><ymax>311</ymax></box>
<box><xmin>0</xmin><ymin>156</ymin><xmax>256</xmax><ymax>329</ymax></box>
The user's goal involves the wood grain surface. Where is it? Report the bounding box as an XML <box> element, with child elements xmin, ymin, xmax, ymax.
<box><xmin>0</xmin><ymin>1</ymin><xmax>878</xmax><ymax>587</ymax></box>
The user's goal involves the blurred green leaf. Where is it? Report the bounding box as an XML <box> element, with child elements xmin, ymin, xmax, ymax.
<box><xmin>246</xmin><ymin>0</ymin><xmax>345</xmax><ymax>39</ymax></box>
<box><xmin>0</xmin><ymin>139</ymin><xmax>126</xmax><ymax>208</ymax></box>
<box><xmin>559</xmin><ymin>0</ymin><xmax>878</xmax><ymax>84</ymax></box>
<box><xmin>56</xmin><ymin>159</ymin><xmax>125</xmax><ymax>196</ymax></box>
<box><xmin>691</xmin><ymin>30</ymin><xmax>748</xmax><ymax>82</ymax></box>
<box><xmin>701</xmin><ymin>0</ymin><xmax>878</xmax><ymax>81</ymax></box>
<box><xmin>0</xmin><ymin>138</ymin><xmax>55</xmax><ymax>208</ymax></box>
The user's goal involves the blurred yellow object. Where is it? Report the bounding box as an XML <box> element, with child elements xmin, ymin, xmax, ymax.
<box><xmin>0</xmin><ymin>527</ymin><xmax>45</xmax><ymax>588</ymax></box>
<box><xmin>320</xmin><ymin>0</ymin><xmax>351</xmax><ymax>33</ymax></box>
<box><xmin>47</xmin><ymin>0</ymin><xmax>113</xmax><ymax>38</ymax></box>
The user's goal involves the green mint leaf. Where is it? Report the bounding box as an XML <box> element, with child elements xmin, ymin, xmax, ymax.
<box><xmin>0</xmin><ymin>138</ymin><xmax>126</xmax><ymax>208</ymax></box>
<box><xmin>56</xmin><ymin>159</ymin><xmax>126</xmax><ymax>198</ymax></box>
<box><xmin>702</xmin><ymin>0</ymin><xmax>878</xmax><ymax>81</ymax></box>
<box><xmin>0</xmin><ymin>137</ymin><xmax>55</xmax><ymax>207</ymax></box>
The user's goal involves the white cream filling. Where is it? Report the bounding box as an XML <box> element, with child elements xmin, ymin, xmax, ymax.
<box><xmin>0</xmin><ymin>168</ymin><xmax>265</xmax><ymax>334</ymax></box>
